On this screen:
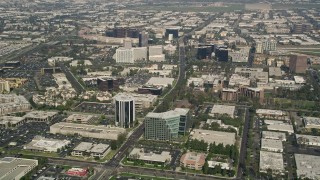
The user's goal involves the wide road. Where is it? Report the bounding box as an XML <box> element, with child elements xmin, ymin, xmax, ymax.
<box><xmin>237</xmin><ymin>108</ymin><xmax>250</xmax><ymax>179</ymax></box>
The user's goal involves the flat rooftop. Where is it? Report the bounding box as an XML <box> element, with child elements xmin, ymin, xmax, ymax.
<box><xmin>129</xmin><ymin>148</ymin><xmax>171</xmax><ymax>163</ymax></box>
<box><xmin>267</xmin><ymin>124</ymin><xmax>294</xmax><ymax>134</ymax></box>
<box><xmin>24</xmin><ymin>136</ymin><xmax>70</xmax><ymax>152</ymax></box>
<box><xmin>0</xmin><ymin>116</ymin><xmax>24</xmax><ymax>124</ymax></box>
<box><xmin>146</xmin><ymin>77</ymin><xmax>174</xmax><ymax>87</ymax></box>
<box><xmin>24</xmin><ymin>111</ymin><xmax>58</xmax><ymax>119</ymax></box>
<box><xmin>296</xmin><ymin>134</ymin><xmax>320</xmax><ymax>146</ymax></box>
<box><xmin>190</xmin><ymin>129</ymin><xmax>236</xmax><ymax>146</ymax></box>
<box><xmin>261</xmin><ymin>139</ymin><xmax>283</xmax><ymax>151</ymax></box>
<box><xmin>0</xmin><ymin>157</ymin><xmax>38</xmax><ymax>180</ymax></box>
<box><xmin>262</xmin><ymin>131</ymin><xmax>286</xmax><ymax>141</ymax></box>
<box><xmin>303</xmin><ymin>116</ymin><xmax>320</xmax><ymax>127</ymax></box>
<box><xmin>210</xmin><ymin>104</ymin><xmax>236</xmax><ymax>118</ymax></box>
<box><xmin>256</xmin><ymin>109</ymin><xmax>285</xmax><ymax>116</ymax></box>
<box><xmin>295</xmin><ymin>154</ymin><xmax>320</xmax><ymax>179</ymax></box>
<box><xmin>259</xmin><ymin>151</ymin><xmax>284</xmax><ymax>172</ymax></box>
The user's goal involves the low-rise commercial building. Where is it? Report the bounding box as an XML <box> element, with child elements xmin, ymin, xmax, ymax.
<box><xmin>262</xmin><ymin>131</ymin><xmax>286</xmax><ymax>141</ymax></box>
<box><xmin>295</xmin><ymin>154</ymin><xmax>320</xmax><ymax>180</ymax></box>
<box><xmin>146</xmin><ymin>77</ymin><xmax>174</xmax><ymax>87</ymax></box>
<box><xmin>0</xmin><ymin>116</ymin><xmax>26</xmax><ymax>129</ymax></box>
<box><xmin>128</xmin><ymin>148</ymin><xmax>172</xmax><ymax>165</ymax></box>
<box><xmin>190</xmin><ymin>129</ymin><xmax>236</xmax><ymax>146</ymax></box>
<box><xmin>256</xmin><ymin>109</ymin><xmax>286</xmax><ymax>120</ymax></box>
<box><xmin>0</xmin><ymin>94</ymin><xmax>31</xmax><ymax>115</ymax></box>
<box><xmin>113</xmin><ymin>93</ymin><xmax>157</xmax><ymax>112</ymax></box>
<box><xmin>302</xmin><ymin>116</ymin><xmax>320</xmax><ymax>129</ymax></box>
<box><xmin>296</xmin><ymin>134</ymin><xmax>320</xmax><ymax>147</ymax></box>
<box><xmin>180</xmin><ymin>152</ymin><xmax>206</xmax><ymax>170</ymax></box>
<box><xmin>65</xmin><ymin>114</ymin><xmax>96</xmax><ymax>124</ymax></box>
<box><xmin>210</xmin><ymin>104</ymin><xmax>236</xmax><ymax>118</ymax></box>
<box><xmin>267</xmin><ymin>124</ymin><xmax>294</xmax><ymax>134</ymax></box>
<box><xmin>259</xmin><ymin>151</ymin><xmax>284</xmax><ymax>173</ymax></box>
<box><xmin>261</xmin><ymin>139</ymin><xmax>283</xmax><ymax>153</ymax></box>
<box><xmin>0</xmin><ymin>157</ymin><xmax>38</xmax><ymax>180</ymax></box>
<box><xmin>50</xmin><ymin>122</ymin><xmax>126</xmax><ymax>140</ymax></box>
<box><xmin>72</xmin><ymin>142</ymin><xmax>110</xmax><ymax>158</ymax></box>
<box><xmin>23</xmin><ymin>111</ymin><xmax>58</xmax><ymax>122</ymax></box>
<box><xmin>24</xmin><ymin>136</ymin><xmax>70</xmax><ymax>152</ymax></box>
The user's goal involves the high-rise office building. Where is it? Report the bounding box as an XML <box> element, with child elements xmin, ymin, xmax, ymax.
<box><xmin>289</xmin><ymin>55</ymin><xmax>308</xmax><ymax>74</ymax></box>
<box><xmin>165</xmin><ymin>28</ymin><xmax>179</xmax><ymax>38</ymax></box>
<box><xmin>139</xmin><ymin>31</ymin><xmax>149</xmax><ymax>47</ymax></box>
<box><xmin>115</xmin><ymin>94</ymin><xmax>135</xmax><ymax>128</ymax></box>
<box><xmin>215</xmin><ymin>46</ymin><xmax>228</xmax><ymax>62</ymax></box>
<box><xmin>144</xmin><ymin>108</ymin><xmax>191</xmax><ymax>140</ymax></box>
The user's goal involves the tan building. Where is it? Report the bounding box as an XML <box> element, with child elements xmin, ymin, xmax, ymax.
<box><xmin>180</xmin><ymin>152</ymin><xmax>206</xmax><ymax>170</ymax></box>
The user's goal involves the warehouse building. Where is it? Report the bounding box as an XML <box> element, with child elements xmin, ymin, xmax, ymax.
<box><xmin>259</xmin><ymin>151</ymin><xmax>284</xmax><ymax>174</ymax></box>
<box><xmin>262</xmin><ymin>131</ymin><xmax>286</xmax><ymax>141</ymax></box>
<box><xmin>302</xmin><ymin>116</ymin><xmax>320</xmax><ymax>129</ymax></box>
<box><xmin>295</xmin><ymin>154</ymin><xmax>320</xmax><ymax>180</ymax></box>
<box><xmin>261</xmin><ymin>139</ymin><xmax>283</xmax><ymax>152</ymax></box>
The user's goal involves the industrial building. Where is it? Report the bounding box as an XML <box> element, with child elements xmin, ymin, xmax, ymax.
<box><xmin>259</xmin><ymin>151</ymin><xmax>284</xmax><ymax>174</ymax></box>
<box><xmin>128</xmin><ymin>148</ymin><xmax>172</xmax><ymax>165</ymax></box>
<box><xmin>114</xmin><ymin>94</ymin><xmax>135</xmax><ymax>128</ymax></box>
<box><xmin>261</xmin><ymin>139</ymin><xmax>283</xmax><ymax>153</ymax></box>
<box><xmin>296</xmin><ymin>134</ymin><xmax>320</xmax><ymax>147</ymax></box>
<box><xmin>180</xmin><ymin>152</ymin><xmax>206</xmax><ymax>170</ymax></box>
<box><xmin>24</xmin><ymin>136</ymin><xmax>70</xmax><ymax>152</ymax></box>
<box><xmin>256</xmin><ymin>109</ymin><xmax>286</xmax><ymax>120</ymax></box>
<box><xmin>0</xmin><ymin>157</ymin><xmax>38</xmax><ymax>180</ymax></box>
<box><xmin>295</xmin><ymin>154</ymin><xmax>320</xmax><ymax>180</ymax></box>
<box><xmin>50</xmin><ymin>122</ymin><xmax>126</xmax><ymax>140</ymax></box>
<box><xmin>72</xmin><ymin>142</ymin><xmax>110</xmax><ymax>158</ymax></box>
<box><xmin>190</xmin><ymin>129</ymin><xmax>236</xmax><ymax>146</ymax></box>
<box><xmin>302</xmin><ymin>116</ymin><xmax>320</xmax><ymax>129</ymax></box>
<box><xmin>262</xmin><ymin>131</ymin><xmax>286</xmax><ymax>141</ymax></box>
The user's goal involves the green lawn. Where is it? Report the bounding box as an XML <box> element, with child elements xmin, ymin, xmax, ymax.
<box><xmin>273</xmin><ymin>3</ymin><xmax>320</xmax><ymax>10</ymax></box>
<box><xmin>129</xmin><ymin>4</ymin><xmax>244</xmax><ymax>12</ymax></box>
<box><xmin>98</xmin><ymin>150</ymin><xmax>117</xmax><ymax>162</ymax></box>
<box><xmin>292</xmin><ymin>50</ymin><xmax>320</xmax><ymax>57</ymax></box>
<box><xmin>110</xmin><ymin>173</ymin><xmax>174</xmax><ymax>180</ymax></box>
<box><xmin>7</xmin><ymin>149</ymin><xmax>59</xmax><ymax>158</ymax></box>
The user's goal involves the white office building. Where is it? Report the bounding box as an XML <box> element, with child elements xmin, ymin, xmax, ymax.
<box><xmin>115</xmin><ymin>94</ymin><xmax>135</xmax><ymax>128</ymax></box>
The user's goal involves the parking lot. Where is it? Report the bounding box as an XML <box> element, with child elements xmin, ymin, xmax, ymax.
<box><xmin>73</xmin><ymin>102</ymin><xmax>114</xmax><ymax>115</ymax></box>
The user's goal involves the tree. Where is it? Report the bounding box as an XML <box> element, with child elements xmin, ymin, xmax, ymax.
<box><xmin>203</xmin><ymin>161</ymin><xmax>209</xmax><ymax>174</ymax></box>
<box><xmin>110</xmin><ymin>140</ymin><xmax>117</xmax><ymax>150</ymax></box>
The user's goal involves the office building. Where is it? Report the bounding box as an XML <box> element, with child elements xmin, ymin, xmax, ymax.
<box><xmin>215</xmin><ymin>46</ymin><xmax>228</xmax><ymax>62</ymax></box>
<box><xmin>165</xmin><ymin>28</ymin><xmax>179</xmax><ymax>38</ymax></box>
<box><xmin>261</xmin><ymin>139</ymin><xmax>283</xmax><ymax>153</ymax></box>
<box><xmin>180</xmin><ymin>152</ymin><xmax>206</xmax><ymax>170</ymax></box>
<box><xmin>113</xmin><ymin>93</ymin><xmax>157</xmax><ymax>112</ymax></box>
<box><xmin>0</xmin><ymin>157</ymin><xmax>38</xmax><ymax>180</ymax></box>
<box><xmin>138</xmin><ymin>86</ymin><xmax>163</xmax><ymax>95</ymax></box>
<box><xmin>256</xmin><ymin>109</ymin><xmax>286</xmax><ymax>120</ymax></box>
<box><xmin>66</xmin><ymin>114</ymin><xmax>96</xmax><ymax>124</ymax></box>
<box><xmin>23</xmin><ymin>111</ymin><xmax>58</xmax><ymax>122</ymax></box>
<box><xmin>50</xmin><ymin>122</ymin><xmax>126</xmax><ymax>140</ymax></box>
<box><xmin>128</xmin><ymin>148</ymin><xmax>172</xmax><ymax>165</ymax></box>
<box><xmin>0</xmin><ymin>94</ymin><xmax>31</xmax><ymax>116</ymax></box>
<box><xmin>0</xmin><ymin>116</ymin><xmax>26</xmax><ymax>129</ymax></box>
<box><xmin>144</xmin><ymin>111</ymin><xmax>180</xmax><ymax>141</ymax></box>
<box><xmin>256</xmin><ymin>39</ymin><xmax>277</xmax><ymax>54</ymax></box>
<box><xmin>262</xmin><ymin>131</ymin><xmax>286</xmax><ymax>141</ymax></box>
<box><xmin>139</xmin><ymin>31</ymin><xmax>149</xmax><ymax>47</ymax></box>
<box><xmin>24</xmin><ymin>136</ymin><xmax>70</xmax><ymax>152</ymax></box>
<box><xmin>210</xmin><ymin>104</ymin><xmax>236</xmax><ymax>118</ymax></box>
<box><xmin>115</xmin><ymin>94</ymin><xmax>135</xmax><ymax>128</ymax></box>
<box><xmin>72</xmin><ymin>142</ymin><xmax>110</xmax><ymax>158</ymax></box>
<box><xmin>296</xmin><ymin>134</ymin><xmax>320</xmax><ymax>147</ymax></box>
<box><xmin>289</xmin><ymin>55</ymin><xmax>308</xmax><ymax>74</ymax></box>
<box><xmin>294</xmin><ymin>23</ymin><xmax>312</xmax><ymax>34</ymax></box>
<box><xmin>97</xmin><ymin>77</ymin><xmax>120</xmax><ymax>92</ymax></box>
<box><xmin>174</xmin><ymin>108</ymin><xmax>191</xmax><ymax>135</ymax></box>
